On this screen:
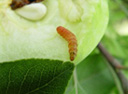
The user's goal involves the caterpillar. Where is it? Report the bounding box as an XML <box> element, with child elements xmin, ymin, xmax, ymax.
<box><xmin>10</xmin><ymin>0</ymin><xmax>44</xmax><ymax>10</ymax></box>
<box><xmin>57</xmin><ymin>26</ymin><xmax>78</xmax><ymax>61</ymax></box>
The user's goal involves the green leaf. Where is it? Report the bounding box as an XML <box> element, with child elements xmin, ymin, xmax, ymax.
<box><xmin>65</xmin><ymin>55</ymin><xmax>116</xmax><ymax>94</ymax></box>
<box><xmin>0</xmin><ymin>59</ymin><xmax>74</xmax><ymax>94</ymax></box>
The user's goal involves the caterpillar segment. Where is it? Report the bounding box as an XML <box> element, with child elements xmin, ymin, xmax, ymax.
<box><xmin>57</xmin><ymin>26</ymin><xmax>78</xmax><ymax>61</ymax></box>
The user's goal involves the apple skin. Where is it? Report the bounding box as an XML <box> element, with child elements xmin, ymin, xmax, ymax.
<box><xmin>0</xmin><ymin>0</ymin><xmax>108</xmax><ymax>64</ymax></box>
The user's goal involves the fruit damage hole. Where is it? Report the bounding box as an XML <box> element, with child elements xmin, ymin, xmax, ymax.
<box><xmin>10</xmin><ymin>0</ymin><xmax>44</xmax><ymax>10</ymax></box>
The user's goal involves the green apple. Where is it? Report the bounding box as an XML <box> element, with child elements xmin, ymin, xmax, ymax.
<box><xmin>0</xmin><ymin>0</ymin><xmax>108</xmax><ymax>64</ymax></box>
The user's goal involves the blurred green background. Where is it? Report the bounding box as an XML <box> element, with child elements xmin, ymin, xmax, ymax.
<box><xmin>65</xmin><ymin>0</ymin><xmax>128</xmax><ymax>94</ymax></box>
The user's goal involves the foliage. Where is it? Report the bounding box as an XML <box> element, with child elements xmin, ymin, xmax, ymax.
<box><xmin>0</xmin><ymin>59</ymin><xmax>74</xmax><ymax>94</ymax></box>
<box><xmin>0</xmin><ymin>0</ymin><xmax>128</xmax><ymax>94</ymax></box>
<box><xmin>65</xmin><ymin>0</ymin><xmax>128</xmax><ymax>94</ymax></box>
<box><xmin>65</xmin><ymin>55</ymin><xmax>116</xmax><ymax>94</ymax></box>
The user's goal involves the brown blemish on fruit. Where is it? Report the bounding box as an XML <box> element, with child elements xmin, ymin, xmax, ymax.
<box><xmin>10</xmin><ymin>0</ymin><xmax>44</xmax><ymax>10</ymax></box>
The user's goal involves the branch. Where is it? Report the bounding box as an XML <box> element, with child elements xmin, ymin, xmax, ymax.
<box><xmin>97</xmin><ymin>43</ymin><xmax>127</xmax><ymax>69</ymax></box>
<box><xmin>97</xmin><ymin>43</ymin><xmax>128</xmax><ymax>94</ymax></box>
<box><xmin>117</xmin><ymin>71</ymin><xmax>128</xmax><ymax>94</ymax></box>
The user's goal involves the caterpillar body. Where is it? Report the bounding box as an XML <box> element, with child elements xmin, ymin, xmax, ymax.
<box><xmin>57</xmin><ymin>26</ymin><xmax>78</xmax><ymax>61</ymax></box>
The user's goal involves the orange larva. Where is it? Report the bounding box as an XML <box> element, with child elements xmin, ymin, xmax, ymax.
<box><xmin>57</xmin><ymin>26</ymin><xmax>78</xmax><ymax>61</ymax></box>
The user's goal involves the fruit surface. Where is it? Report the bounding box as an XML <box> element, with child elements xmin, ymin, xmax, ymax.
<box><xmin>0</xmin><ymin>0</ymin><xmax>109</xmax><ymax>64</ymax></box>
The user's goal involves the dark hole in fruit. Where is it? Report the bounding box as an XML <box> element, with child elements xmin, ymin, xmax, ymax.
<box><xmin>29</xmin><ymin>0</ymin><xmax>36</xmax><ymax>3</ymax></box>
<box><xmin>10</xmin><ymin>0</ymin><xmax>44</xmax><ymax>10</ymax></box>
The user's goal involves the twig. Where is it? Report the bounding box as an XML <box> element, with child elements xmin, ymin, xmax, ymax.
<box><xmin>117</xmin><ymin>71</ymin><xmax>128</xmax><ymax>94</ymax></box>
<box><xmin>97</xmin><ymin>43</ymin><xmax>128</xmax><ymax>94</ymax></box>
<box><xmin>97</xmin><ymin>43</ymin><xmax>126</xmax><ymax>69</ymax></box>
